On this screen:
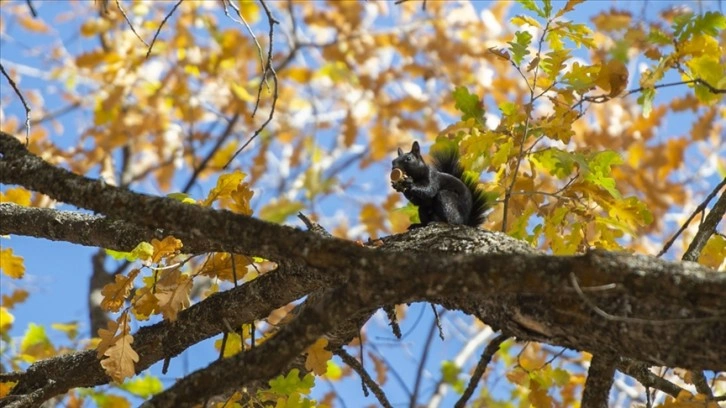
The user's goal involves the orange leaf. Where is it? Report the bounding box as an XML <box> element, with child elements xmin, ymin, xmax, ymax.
<box><xmin>1</xmin><ymin>289</ymin><xmax>29</xmax><ymax>309</ymax></box>
<box><xmin>100</xmin><ymin>269</ymin><xmax>141</xmax><ymax>312</ymax></box>
<box><xmin>18</xmin><ymin>15</ymin><xmax>50</xmax><ymax>33</ymax></box>
<box><xmin>305</xmin><ymin>338</ymin><xmax>332</xmax><ymax>376</ymax></box>
<box><xmin>151</xmin><ymin>236</ymin><xmax>183</xmax><ymax>263</ymax></box>
<box><xmin>154</xmin><ymin>269</ymin><xmax>192</xmax><ymax>321</ymax></box>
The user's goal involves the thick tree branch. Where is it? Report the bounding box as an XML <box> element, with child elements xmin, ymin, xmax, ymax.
<box><xmin>582</xmin><ymin>354</ymin><xmax>617</xmax><ymax>408</ymax></box>
<box><xmin>2</xmin><ymin>131</ymin><xmax>726</xmax><ymax>407</ymax></box>
<box><xmin>0</xmin><ymin>203</ymin><xmax>223</xmax><ymax>255</ymax></box>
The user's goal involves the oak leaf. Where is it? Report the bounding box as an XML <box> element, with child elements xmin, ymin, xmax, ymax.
<box><xmin>101</xmin><ymin>333</ymin><xmax>139</xmax><ymax>383</ymax></box>
<box><xmin>100</xmin><ymin>269</ymin><xmax>141</xmax><ymax>312</ymax></box>
<box><xmin>150</xmin><ymin>236</ymin><xmax>183</xmax><ymax>263</ymax></box>
<box><xmin>305</xmin><ymin>338</ymin><xmax>332</xmax><ymax>376</ymax></box>
<box><xmin>0</xmin><ymin>248</ymin><xmax>25</xmax><ymax>279</ymax></box>
<box><xmin>154</xmin><ymin>269</ymin><xmax>192</xmax><ymax>321</ymax></box>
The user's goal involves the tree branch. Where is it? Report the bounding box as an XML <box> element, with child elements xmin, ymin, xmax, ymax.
<box><xmin>2</xmin><ymin>130</ymin><xmax>726</xmax><ymax>407</ymax></box>
<box><xmin>454</xmin><ymin>334</ymin><xmax>509</xmax><ymax>408</ymax></box>
<box><xmin>582</xmin><ymin>354</ymin><xmax>617</xmax><ymax>408</ymax></box>
<box><xmin>683</xmin><ymin>180</ymin><xmax>726</xmax><ymax>261</ymax></box>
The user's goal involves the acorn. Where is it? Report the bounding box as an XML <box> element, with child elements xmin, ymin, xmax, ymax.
<box><xmin>390</xmin><ymin>168</ymin><xmax>405</xmax><ymax>182</ymax></box>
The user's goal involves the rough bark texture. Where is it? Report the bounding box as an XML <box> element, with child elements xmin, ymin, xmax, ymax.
<box><xmin>1</xmin><ymin>131</ymin><xmax>725</xmax><ymax>407</ymax></box>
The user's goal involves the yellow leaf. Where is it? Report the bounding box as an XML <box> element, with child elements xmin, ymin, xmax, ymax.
<box><xmin>18</xmin><ymin>15</ymin><xmax>50</xmax><ymax>33</ymax></box>
<box><xmin>0</xmin><ymin>307</ymin><xmax>14</xmax><ymax>334</ymax></box>
<box><xmin>100</xmin><ymin>269</ymin><xmax>141</xmax><ymax>312</ymax></box>
<box><xmin>239</xmin><ymin>0</ymin><xmax>260</xmax><ymax>24</ymax></box>
<box><xmin>76</xmin><ymin>50</ymin><xmax>108</xmax><ymax>68</ymax></box>
<box><xmin>528</xmin><ymin>379</ymin><xmax>553</xmax><ymax>408</ymax></box>
<box><xmin>101</xmin><ymin>333</ymin><xmax>139</xmax><ymax>383</ymax></box>
<box><xmin>360</xmin><ymin>203</ymin><xmax>385</xmax><ymax>239</ymax></box>
<box><xmin>284</xmin><ymin>67</ymin><xmax>312</xmax><ymax>83</ymax></box>
<box><xmin>229</xmin><ymin>183</ymin><xmax>254</xmax><ymax>215</ymax></box>
<box><xmin>698</xmin><ymin>235</ymin><xmax>726</xmax><ymax>270</ymax></box>
<box><xmin>154</xmin><ymin>269</ymin><xmax>192</xmax><ymax>321</ymax></box>
<box><xmin>151</xmin><ymin>236</ymin><xmax>183</xmax><ymax>263</ymax></box>
<box><xmin>0</xmin><ymin>248</ymin><xmax>25</xmax><ymax>279</ymax></box>
<box><xmin>203</xmin><ymin>171</ymin><xmax>247</xmax><ymax>207</ymax></box>
<box><xmin>214</xmin><ymin>332</ymin><xmax>243</xmax><ymax>358</ymax></box>
<box><xmin>95</xmin><ymin>394</ymin><xmax>131</xmax><ymax>408</ymax></box>
<box><xmin>20</xmin><ymin>323</ymin><xmax>55</xmax><ymax>362</ymax></box>
<box><xmin>0</xmin><ymin>188</ymin><xmax>31</xmax><ymax>206</ymax></box>
<box><xmin>305</xmin><ymin>338</ymin><xmax>332</xmax><ymax>376</ymax></box>
<box><xmin>51</xmin><ymin>322</ymin><xmax>79</xmax><ymax>341</ymax></box>
<box><xmin>0</xmin><ymin>380</ymin><xmax>16</xmax><ymax>398</ymax></box>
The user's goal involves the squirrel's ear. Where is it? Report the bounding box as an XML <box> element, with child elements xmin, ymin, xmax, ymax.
<box><xmin>411</xmin><ymin>141</ymin><xmax>420</xmax><ymax>154</ymax></box>
<box><xmin>397</xmin><ymin>147</ymin><xmax>403</xmax><ymax>156</ymax></box>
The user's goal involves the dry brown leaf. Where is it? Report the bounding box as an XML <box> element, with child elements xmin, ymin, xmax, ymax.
<box><xmin>100</xmin><ymin>269</ymin><xmax>140</xmax><ymax>312</ymax></box>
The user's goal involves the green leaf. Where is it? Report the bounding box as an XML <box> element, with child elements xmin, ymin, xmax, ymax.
<box><xmin>508</xmin><ymin>31</ymin><xmax>533</xmax><ymax>65</ymax></box>
<box><xmin>120</xmin><ymin>374</ymin><xmax>163</xmax><ymax>398</ymax></box>
<box><xmin>268</xmin><ymin>369</ymin><xmax>315</xmax><ymax>397</ymax></box>
<box><xmin>441</xmin><ymin>361</ymin><xmax>461</xmax><ymax>384</ymax></box>
<box><xmin>674</xmin><ymin>11</ymin><xmax>726</xmax><ymax>42</ymax></box>
<box><xmin>531</xmin><ymin>149</ymin><xmax>578</xmax><ymax>178</ymax></box>
<box><xmin>21</xmin><ymin>323</ymin><xmax>49</xmax><ymax>353</ymax></box>
<box><xmin>105</xmin><ymin>241</ymin><xmax>154</xmax><ymax>262</ymax></box>
<box><xmin>542</xmin><ymin>0</ymin><xmax>552</xmax><ymax>18</ymax></box>
<box><xmin>541</xmin><ymin>49</ymin><xmax>570</xmax><ymax>79</ymax></box>
<box><xmin>167</xmin><ymin>192</ymin><xmax>197</xmax><ymax>204</ymax></box>
<box><xmin>498</xmin><ymin>101</ymin><xmax>518</xmax><ymax>116</ymax></box>
<box><xmin>518</xmin><ymin>0</ymin><xmax>545</xmax><ymax>18</ymax></box>
<box><xmin>583</xmin><ymin>151</ymin><xmax>623</xmax><ymax>199</ymax></box>
<box><xmin>452</xmin><ymin>86</ymin><xmax>485</xmax><ymax>125</ymax></box>
<box><xmin>637</xmin><ymin>87</ymin><xmax>655</xmax><ymax>118</ymax></box>
<box><xmin>647</xmin><ymin>27</ymin><xmax>672</xmax><ymax>46</ymax></box>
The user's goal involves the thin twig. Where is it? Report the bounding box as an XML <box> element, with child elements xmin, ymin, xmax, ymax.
<box><xmin>0</xmin><ymin>62</ymin><xmax>31</xmax><ymax>145</ymax></box>
<box><xmin>571</xmin><ymin>78</ymin><xmax>725</xmax><ymax>116</ymax></box>
<box><xmin>501</xmin><ymin>20</ymin><xmax>551</xmax><ymax>232</ymax></box>
<box><xmin>569</xmin><ymin>273</ymin><xmax>725</xmax><ymax>325</ymax></box>
<box><xmin>223</xmin><ymin>0</ymin><xmax>279</xmax><ymax>169</ymax></box>
<box><xmin>25</xmin><ymin>0</ymin><xmax>38</xmax><ymax>17</ymax></box>
<box><xmin>658</xmin><ymin>177</ymin><xmax>726</xmax><ymax>258</ymax></box>
<box><xmin>181</xmin><ymin>114</ymin><xmax>239</xmax><ymax>193</ymax></box>
<box><xmin>116</xmin><ymin>0</ymin><xmax>149</xmax><ymax>46</ymax></box>
<box><xmin>430</xmin><ymin>304</ymin><xmax>444</xmax><ymax>341</ymax></box>
<box><xmin>335</xmin><ymin>348</ymin><xmax>393</xmax><ymax>408</ymax></box>
<box><xmin>146</xmin><ymin>0</ymin><xmax>183</xmax><ymax>59</ymax></box>
<box><xmin>222</xmin><ymin>0</ymin><xmax>269</xmax><ymax>91</ymax></box>
<box><xmin>454</xmin><ymin>334</ymin><xmax>509</xmax><ymax>408</ymax></box>
<box><xmin>410</xmin><ymin>313</ymin><xmax>442</xmax><ymax>408</ymax></box>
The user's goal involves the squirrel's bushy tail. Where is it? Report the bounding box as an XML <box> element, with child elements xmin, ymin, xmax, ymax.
<box><xmin>431</xmin><ymin>146</ymin><xmax>490</xmax><ymax>227</ymax></box>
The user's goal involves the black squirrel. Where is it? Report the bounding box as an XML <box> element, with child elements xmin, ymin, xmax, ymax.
<box><xmin>391</xmin><ymin>141</ymin><xmax>489</xmax><ymax>227</ymax></box>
